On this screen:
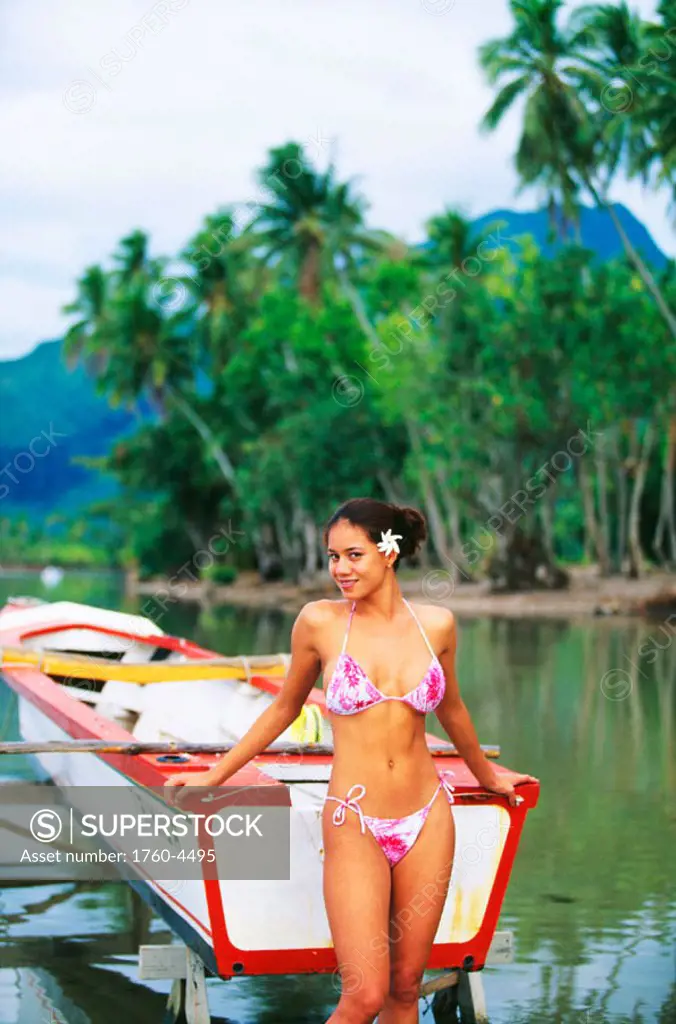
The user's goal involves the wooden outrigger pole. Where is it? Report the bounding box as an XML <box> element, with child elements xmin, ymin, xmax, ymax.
<box><xmin>0</xmin><ymin>739</ymin><xmax>500</xmax><ymax>758</ymax></box>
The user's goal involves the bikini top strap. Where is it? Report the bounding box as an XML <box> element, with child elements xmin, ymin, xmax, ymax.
<box><xmin>340</xmin><ymin>601</ymin><xmax>357</xmax><ymax>655</ymax></box>
<box><xmin>403</xmin><ymin>598</ymin><xmax>436</xmax><ymax>659</ymax></box>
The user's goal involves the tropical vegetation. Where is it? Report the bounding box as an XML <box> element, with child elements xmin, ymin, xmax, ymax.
<box><xmin>2</xmin><ymin>0</ymin><xmax>675</xmax><ymax>590</ymax></box>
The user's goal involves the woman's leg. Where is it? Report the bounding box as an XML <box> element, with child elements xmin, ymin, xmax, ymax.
<box><xmin>322</xmin><ymin>802</ymin><xmax>392</xmax><ymax>1024</ymax></box>
<box><xmin>380</xmin><ymin>790</ymin><xmax>456</xmax><ymax>1024</ymax></box>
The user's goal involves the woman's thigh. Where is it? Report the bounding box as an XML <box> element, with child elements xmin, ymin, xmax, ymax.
<box><xmin>322</xmin><ymin>803</ymin><xmax>392</xmax><ymax>998</ymax></box>
<box><xmin>389</xmin><ymin>792</ymin><xmax>456</xmax><ymax>983</ymax></box>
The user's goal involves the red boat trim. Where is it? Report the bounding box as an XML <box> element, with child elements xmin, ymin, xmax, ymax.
<box><xmin>205</xmin><ymin>876</ymin><xmax>231</xmax><ymax>974</ymax></box>
<box><xmin>15</xmin><ymin>620</ymin><xmax>330</xmax><ymax>706</ymax></box>
<box><xmin>20</xmin><ymin>622</ymin><xmax>216</xmax><ymax>659</ymax></box>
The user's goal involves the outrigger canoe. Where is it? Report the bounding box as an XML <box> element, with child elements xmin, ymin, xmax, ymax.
<box><xmin>0</xmin><ymin>597</ymin><xmax>539</xmax><ymax>981</ymax></box>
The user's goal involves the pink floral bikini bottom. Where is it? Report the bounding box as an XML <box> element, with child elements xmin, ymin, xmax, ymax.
<box><xmin>324</xmin><ymin>770</ymin><xmax>456</xmax><ymax>868</ymax></box>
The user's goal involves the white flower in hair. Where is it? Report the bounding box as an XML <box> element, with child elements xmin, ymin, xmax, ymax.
<box><xmin>377</xmin><ymin>528</ymin><xmax>403</xmax><ymax>557</ymax></box>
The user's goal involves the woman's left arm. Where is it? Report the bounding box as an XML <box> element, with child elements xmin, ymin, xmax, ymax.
<box><xmin>434</xmin><ymin>610</ymin><xmax>536</xmax><ymax>806</ymax></box>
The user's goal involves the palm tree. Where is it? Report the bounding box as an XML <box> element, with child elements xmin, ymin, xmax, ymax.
<box><xmin>479</xmin><ymin>0</ymin><xmax>596</xmax><ymax>230</ymax></box>
<box><xmin>576</xmin><ymin>1</ymin><xmax>676</xmax><ymax>577</ymax></box>
<box><xmin>478</xmin><ymin>0</ymin><xmax>676</xmax><ymax>340</ymax></box>
<box><xmin>182</xmin><ymin>208</ymin><xmax>258</xmax><ymax>378</ymax></box>
<box><xmin>109</xmin><ymin>230</ymin><xmax>180</xmax><ymax>406</ymax></box>
<box><xmin>63</xmin><ymin>264</ymin><xmax>113</xmax><ymax>375</ymax></box>
<box><xmin>326</xmin><ymin>177</ymin><xmax>395</xmax><ymax>343</ymax></box>
<box><xmin>634</xmin><ymin>0</ymin><xmax>676</xmax><ymax>214</ymax></box>
<box><xmin>248</xmin><ymin>142</ymin><xmax>390</xmax><ymax>346</ymax></box>
<box><xmin>63</xmin><ymin>231</ymin><xmax>238</xmax><ymax>487</ymax></box>
<box><xmin>249</xmin><ymin>142</ymin><xmax>336</xmax><ymax>306</ymax></box>
<box><xmin>570</xmin><ymin>2</ymin><xmax>653</xmax><ymax>184</ymax></box>
<box><xmin>424</xmin><ymin>208</ymin><xmax>501</xmax><ymax>270</ymax></box>
<box><xmin>572</xmin><ymin>2</ymin><xmax>676</xmax><ymax>331</ymax></box>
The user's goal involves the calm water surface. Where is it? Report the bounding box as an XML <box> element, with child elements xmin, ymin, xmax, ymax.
<box><xmin>0</xmin><ymin>571</ymin><xmax>674</xmax><ymax>1023</ymax></box>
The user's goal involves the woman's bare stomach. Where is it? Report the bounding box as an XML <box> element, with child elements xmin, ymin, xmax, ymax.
<box><xmin>326</xmin><ymin>712</ymin><xmax>442</xmax><ymax>817</ymax></box>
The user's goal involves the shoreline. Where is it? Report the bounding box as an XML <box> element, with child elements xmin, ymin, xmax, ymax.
<box><xmin>3</xmin><ymin>563</ymin><xmax>674</xmax><ymax>620</ymax></box>
<box><xmin>131</xmin><ymin>566</ymin><xmax>676</xmax><ymax>620</ymax></box>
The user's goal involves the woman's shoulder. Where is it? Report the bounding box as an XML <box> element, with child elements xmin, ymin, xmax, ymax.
<box><xmin>297</xmin><ymin>598</ymin><xmax>351</xmax><ymax>628</ymax></box>
<box><xmin>407</xmin><ymin>599</ymin><xmax>456</xmax><ymax>633</ymax></box>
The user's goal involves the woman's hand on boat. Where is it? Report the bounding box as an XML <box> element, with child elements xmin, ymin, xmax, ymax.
<box><xmin>481</xmin><ymin>770</ymin><xmax>537</xmax><ymax>806</ymax></box>
<box><xmin>164</xmin><ymin>771</ymin><xmax>218</xmax><ymax>806</ymax></box>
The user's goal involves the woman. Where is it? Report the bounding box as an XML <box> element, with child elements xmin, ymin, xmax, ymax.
<box><xmin>167</xmin><ymin>497</ymin><xmax>535</xmax><ymax>1024</ymax></box>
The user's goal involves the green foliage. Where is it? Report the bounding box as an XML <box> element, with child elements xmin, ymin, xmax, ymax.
<box><xmin>203</xmin><ymin>562</ymin><xmax>238</xmax><ymax>585</ymax></box>
<box><xmin>55</xmin><ymin>209</ymin><xmax>674</xmax><ymax>583</ymax></box>
<box><xmin>0</xmin><ymin>514</ymin><xmax>121</xmax><ymax>568</ymax></box>
<box><xmin>45</xmin><ymin>3</ymin><xmax>676</xmax><ymax>587</ymax></box>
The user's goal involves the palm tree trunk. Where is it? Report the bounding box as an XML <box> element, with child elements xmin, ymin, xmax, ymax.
<box><xmin>336</xmin><ymin>267</ymin><xmax>381</xmax><ymax>348</ymax></box>
<box><xmin>627</xmin><ymin>421</ymin><xmax>656</xmax><ymax>579</ymax></box>
<box><xmin>405</xmin><ymin>418</ymin><xmax>451</xmax><ymax>563</ymax></box>
<box><xmin>540</xmin><ymin>486</ymin><xmax>556</xmax><ymax>563</ymax></box>
<box><xmin>272</xmin><ymin>503</ymin><xmax>300</xmax><ymax>580</ymax></box>
<box><xmin>369</xmin><ymin>431</ymin><xmax>405</xmax><ymax>505</ymax></box>
<box><xmin>582</xmin><ymin>495</ymin><xmax>595</xmax><ymax>565</ymax></box>
<box><xmin>422</xmin><ymin>484</ymin><xmax>451</xmax><ymax>566</ymax></box>
<box><xmin>376</xmin><ymin>470</ymin><xmax>403</xmax><ymax>505</ymax></box>
<box><xmin>250</xmin><ymin>526</ymin><xmax>268</xmax><ymax>578</ymax></box>
<box><xmin>595</xmin><ymin>441</ymin><xmax>612</xmax><ymax>576</ymax></box>
<box><xmin>299</xmin><ymin>242</ymin><xmax>321</xmax><ymax>305</ymax></box>
<box><xmin>434</xmin><ymin>465</ymin><xmax>473</xmax><ymax>579</ymax></box>
<box><xmin>289</xmin><ymin>491</ymin><xmax>319</xmax><ymax>580</ymax></box>
<box><xmin>301</xmin><ymin>514</ymin><xmax>319</xmax><ymax>579</ymax></box>
<box><xmin>584</xmin><ymin>178</ymin><xmax>676</xmax><ymax>341</ymax></box>
<box><xmin>652</xmin><ymin>412</ymin><xmax>676</xmax><ymax>568</ymax></box>
<box><xmin>664</xmin><ymin>415</ymin><xmax>676</xmax><ymax>566</ymax></box>
<box><xmin>448</xmin><ymin>502</ymin><xmax>463</xmax><ymax>556</ymax></box>
<box><xmin>183</xmin><ymin>522</ymin><xmax>206</xmax><ymax>552</ymax></box>
<box><xmin>272</xmin><ymin>505</ymin><xmax>293</xmax><ymax>561</ymax></box>
<box><xmin>167</xmin><ymin>386</ymin><xmax>237</xmax><ymax>489</ymax></box>
<box><xmin>616</xmin><ymin>460</ymin><xmax>629</xmax><ymax>574</ymax></box>
<box><xmin>579</xmin><ymin>458</ymin><xmax>609</xmax><ymax>574</ymax></box>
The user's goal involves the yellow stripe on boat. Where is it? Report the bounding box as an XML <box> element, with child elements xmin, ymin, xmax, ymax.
<box><xmin>0</xmin><ymin>646</ymin><xmax>287</xmax><ymax>684</ymax></box>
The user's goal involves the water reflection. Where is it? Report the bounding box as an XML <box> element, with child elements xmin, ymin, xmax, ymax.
<box><xmin>0</xmin><ymin>573</ymin><xmax>674</xmax><ymax>1022</ymax></box>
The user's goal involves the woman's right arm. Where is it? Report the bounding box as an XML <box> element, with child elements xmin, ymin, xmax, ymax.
<box><xmin>165</xmin><ymin>602</ymin><xmax>324</xmax><ymax>791</ymax></box>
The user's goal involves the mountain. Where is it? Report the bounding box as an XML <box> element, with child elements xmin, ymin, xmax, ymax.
<box><xmin>0</xmin><ymin>203</ymin><xmax>669</xmax><ymax>515</ymax></box>
<box><xmin>471</xmin><ymin>202</ymin><xmax>668</xmax><ymax>268</ymax></box>
<box><xmin>0</xmin><ymin>340</ymin><xmax>137</xmax><ymax>514</ymax></box>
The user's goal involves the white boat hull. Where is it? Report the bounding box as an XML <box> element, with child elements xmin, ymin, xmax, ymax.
<box><xmin>1</xmin><ymin>598</ymin><xmax>539</xmax><ymax>978</ymax></box>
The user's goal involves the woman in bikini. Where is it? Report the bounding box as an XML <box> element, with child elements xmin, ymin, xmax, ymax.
<box><xmin>167</xmin><ymin>497</ymin><xmax>534</xmax><ymax>1024</ymax></box>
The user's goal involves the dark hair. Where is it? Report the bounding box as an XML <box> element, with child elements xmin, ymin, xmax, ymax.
<box><xmin>323</xmin><ymin>497</ymin><xmax>427</xmax><ymax>571</ymax></box>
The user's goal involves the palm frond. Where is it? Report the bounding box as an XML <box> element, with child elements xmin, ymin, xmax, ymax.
<box><xmin>481</xmin><ymin>74</ymin><xmax>531</xmax><ymax>131</ymax></box>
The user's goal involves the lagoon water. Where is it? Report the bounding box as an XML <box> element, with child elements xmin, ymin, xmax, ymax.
<box><xmin>0</xmin><ymin>571</ymin><xmax>674</xmax><ymax>1023</ymax></box>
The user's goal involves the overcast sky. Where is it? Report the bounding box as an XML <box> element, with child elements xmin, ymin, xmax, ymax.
<box><xmin>1</xmin><ymin>0</ymin><xmax>671</xmax><ymax>361</ymax></box>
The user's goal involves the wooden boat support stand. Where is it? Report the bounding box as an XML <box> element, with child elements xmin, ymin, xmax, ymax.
<box><xmin>139</xmin><ymin>932</ymin><xmax>514</xmax><ymax>1023</ymax></box>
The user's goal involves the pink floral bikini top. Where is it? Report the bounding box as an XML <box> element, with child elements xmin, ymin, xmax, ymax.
<box><xmin>325</xmin><ymin>599</ymin><xmax>446</xmax><ymax>716</ymax></box>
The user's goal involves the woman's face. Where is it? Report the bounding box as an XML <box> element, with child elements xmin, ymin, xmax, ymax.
<box><xmin>327</xmin><ymin>519</ymin><xmax>389</xmax><ymax>598</ymax></box>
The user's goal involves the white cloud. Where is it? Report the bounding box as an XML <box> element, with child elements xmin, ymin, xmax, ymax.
<box><xmin>0</xmin><ymin>278</ymin><xmax>71</xmax><ymax>358</ymax></box>
<box><xmin>1</xmin><ymin>0</ymin><xmax>671</xmax><ymax>359</ymax></box>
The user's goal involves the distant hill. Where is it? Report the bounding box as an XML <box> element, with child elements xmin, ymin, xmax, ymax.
<box><xmin>0</xmin><ymin>340</ymin><xmax>137</xmax><ymax>514</ymax></box>
<box><xmin>472</xmin><ymin>202</ymin><xmax>668</xmax><ymax>268</ymax></box>
<box><xmin>0</xmin><ymin>202</ymin><xmax>669</xmax><ymax>515</ymax></box>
